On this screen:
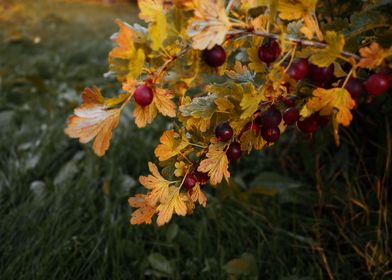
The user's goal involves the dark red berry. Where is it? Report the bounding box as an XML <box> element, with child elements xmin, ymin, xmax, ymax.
<box><xmin>365</xmin><ymin>73</ymin><xmax>390</xmax><ymax>96</ymax></box>
<box><xmin>309</xmin><ymin>63</ymin><xmax>334</xmax><ymax>87</ymax></box>
<box><xmin>288</xmin><ymin>58</ymin><xmax>309</xmax><ymax>80</ymax></box>
<box><xmin>283</xmin><ymin>107</ymin><xmax>299</xmax><ymax>125</ymax></box>
<box><xmin>261</xmin><ymin>126</ymin><xmax>280</xmax><ymax>143</ymax></box>
<box><xmin>226</xmin><ymin>142</ymin><xmax>242</xmax><ymax>161</ymax></box>
<box><xmin>215</xmin><ymin>122</ymin><xmax>233</xmax><ymax>142</ymax></box>
<box><xmin>243</xmin><ymin>122</ymin><xmax>260</xmax><ymax>135</ymax></box>
<box><xmin>315</xmin><ymin>114</ymin><xmax>330</xmax><ymax>127</ymax></box>
<box><xmin>297</xmin><ymin>116</ymin><xmax>318</xmax><ymax>133</ymax></box>
<box><xmin>202</xmin><ymin>45</ymin><xmax>226</xmax><ymax>67</ymax></box>
<box><xmin>283</xmin><ymin>96</ymin><xmax>297</xmax><ymax>108</ymax></box>
<box><xmin>258</xmin><ymin>40</ymin><xmax>281</xmax><ymax>64</ymax></box>
<box><xmin>260</xmin><ymin>107</ymin><xmax>282</xmax><ymax>128</ymax></box>
<box><xmin>254</xmin><ymin>115</ymin><xmax>262</xmax><ymax>126</ymax></box>
<box><xmin>183</xmin><ymin>174</ymin><xmax>197</xmax><ymax>190</ymax></box>
<box><xmin>194</xmin><ymin>170</ymin><xmax>209</xmax><ymax>184</ymax></box>
<box><xmin>134</xmin><ymin>85</ymin><xmax>154</xmax><ymax>106</ymax></box>
<box><xmin>344</xmin><ymin>77</ymin><xmax>365</xmax><ymax>99</ymax></box>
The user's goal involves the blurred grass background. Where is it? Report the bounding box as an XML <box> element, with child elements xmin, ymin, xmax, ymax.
<box><xmin>0</xmin><ymin>0</ymin><xmax>391</xmax><ymax>279</ymax></box>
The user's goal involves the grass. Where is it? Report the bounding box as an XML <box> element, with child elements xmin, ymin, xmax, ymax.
<box><xmin>0</xmin><ymin>1</ymin><xmax>391</xmax><ymax>279</ymax></box>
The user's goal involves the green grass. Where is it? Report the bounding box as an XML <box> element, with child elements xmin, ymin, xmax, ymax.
<box><xmin>0</xmin><ymin>1</ymin><xmax>391</xmax><ymax>279</ymax></box>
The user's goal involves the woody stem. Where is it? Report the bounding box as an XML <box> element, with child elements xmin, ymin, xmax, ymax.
<box><xmin>229</xmin><ymin>29</ymin><xmax>361</xmax><ymax>61</ymax></box>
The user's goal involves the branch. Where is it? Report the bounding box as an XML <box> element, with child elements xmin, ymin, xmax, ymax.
<box><xmin>229</xmin><ymin>29</ymin><xmax>361</xmax><ymax>61</ymax></box>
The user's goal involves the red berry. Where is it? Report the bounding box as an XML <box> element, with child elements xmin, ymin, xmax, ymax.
<box><xmin>215</xmin><ymin>122</ymin><xmax>233</xmax><ymax>142</ymax></box>
<box><xmin>315</xmin><ymin>114</ymin><xmax>330</xmax><ymax>127</ymax></box>
<box><xmin>309</xmin><ymin>63</ymin><xmax>334</xmax><ymax>87</ymax></box>
<box><xmin>283</xmin><ymin>107</ymin><xmax>299</xmax><ymax>125</ymax></box>
<box><xmin>258</xmin><ymin>40</ymin><xmax>281</xmax><ymax>64</ymax></box>
<box><xmin>288</xmin><ymin>58</ymin><xmax>309</xmax><ymax>80</ymax></box>
<box><xmin>260</xmin><ymin>107</ymin><xmax>282</xmax><ymax>128</ymax></box>
<box><xmin>344</xmin><ymin>77</ymin><xmax>365</xmax><ymax>99</ymax></box>
<box><xmin>226</xmin><ymin>142</ymin><xmax>242</xmax><ymax>161</ymax></box>
<box><xmin>283</xmin><ymin>96</ymin><xmax>297</xmax><ymax>108</ymax></box>
<box><xmin>254</xmin><ymin>115</ymin><xmax>262</xmax><ymax>126</ymax></box>
<box><xmin>134</xmin><ymin>85</ymin><xmax>154</xmax><ymax>106</ymax></box>
<box><xmin>183</xmin><ymin>174</ymin><xmax>197</xmax><ymax>190</ymax></box>
<box><xmin>202</xmin><ymin>45</ymin><xmax>226</xmax><ymax>67</ymax></box>
<box><xmin>365</xmin><ymin>73</ymin><xmax>390</xmax><ymax>96</ymax></box>
<box><xmin>243</xmin><ymin>122</ymin><xmax>260</xmax><ymax>135</ymax></box>
<box><xmin>261</xmin><ymin>126</ymin><xmax>280</xmax><ymax>143</ymax></box>
<box><xmin>194</xmin><ymin>170</ymin><xmax>209</xmax><ymax>184</ymax></box>
<box><xmin>297</xmin><ymin>116</ymin><xmax>318</xmax><ymax>133</ymax></box>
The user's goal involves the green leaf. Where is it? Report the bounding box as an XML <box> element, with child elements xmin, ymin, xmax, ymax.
<box><xmin>147</xmin><ymin>253</ymin><xmax>173</xmax><ymax>276</ymax></box>
<box><xmin>249</xmin><ymin>172</ymin><xmax>301</xmax><ymax>196</ymax></box>
<box><xmin>180</xmin><ymin>94</ymin><xmax>217</xmax><ymax>118</ymax></box>
<box><xmin>165</xmin><ymin>223</ymin><xmax>179</xmax><ymax>242</ymax></box>
<box><xmin>224</xmin><ymin>253</ymin><xmax>258</xmax><ymax>277</ymax></box>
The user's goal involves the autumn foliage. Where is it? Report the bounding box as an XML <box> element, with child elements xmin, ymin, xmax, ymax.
<box><xmin>65</xmin><ymin>0</ymin><xmax>392</xmax><ymax>226</ymax></box>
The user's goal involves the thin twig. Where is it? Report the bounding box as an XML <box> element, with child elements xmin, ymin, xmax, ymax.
<box><xmin>226</xmin><ymin>0</ymin><xmax>235</xmax><ymax>13</ymax></box>
<box><xmin>229</xmin><ymin>29</ymin><xmax>361</xmax><ymax>61</ymax></box>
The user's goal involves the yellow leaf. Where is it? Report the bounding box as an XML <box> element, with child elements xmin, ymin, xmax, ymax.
<box><xmin>153</xmin><ymin>88</ymin><xmax>177</xmax><ymax>117</ymax></box>
<box><xmin>215</xmin><ymin>97</ymin><xmax>235</xmax><ymax>112</ymax></box>
<box><xmin>247</xmin><ymin>37</ymin><xmax>265</xmax><ymax>73</ymax></box>
<box><xmin>138</xmin><ymin>0</ymin><xmax>167</xmax><ymax>50</ymax></box>
<box><xmin>357</xmin><ymin>42</ymin><xmax>392</xmax><ymax>69</ymax></box>
<box><xmin>306</xmin><ymin>87</ymin><xmax>355</xmax><ymax>126</ymax></box>
<box><xmin>240</xmin><ymin>83</ymin><xmax>264</xmax><ymax>119</ymax></box>
<box><xmin>156</xmin><ymin>187</ymin><xmax>188</xmax><ymax>226</ymax></box>
<box><xmin>191</xmin><ymin>183</ymin><xmax>207</xmax><ymax>207</ymax></box>
<box><xmin>126</xmin><ymin>48</ymin><xmax>145</xmax><ymax>81</ymax></box>
<box><xmin>187</xmin><ymin>0</ymin><xmax>231</xmax><ymax>50</ymax></box>
<box><xmin>139</xmin><ymin>162</ymin><xmax>172</xmax><ymax>206</ymax></box>
<box><xmin>239</xmin><ymin>129</ymin><xmax>266</xmax><ymax>153</ymax></box>
<box><xmin>250</xmin><ymin>15</ymin><xmax>269</xmax><ymax>31</ymax></box>
<box><xmin>198</xmin><ymin>141</ymin><xmax>230</xmax><ymax>185</ymax></box>
<box><xmin>133</xmin><ymin>103</ymin><xmax>157</xmax><ymax>128</ymax></box>
<box><xmin>128</xmin><ymin>194</ymin><xmax>157</xmax><ymax>225</ymax></box>
<box><xmin>149</xmin><ymin>12</ymin><xmax>167</xmax><ymax>50</ymax></box>
<box><xmin>64</xmin><ymin>87</ymin><xmax>123</xmax><ymax>157</ymax></box>
<box><xmin>299</xmin><ymin>104</ymin><xmax>314</xmax><ymax>118</ymax></box>
<box><xmin>278</xmin><ymin>0</ymin><xmax>322</xmax><ymax>40</ymax></box>
<box><xmin>138</xmin><ymin>0</ymin><xmax>164</xmax><ymax>22</ymax></box>
<box><xmin>309</xmin><ymin>31</ymin><xmax>345</xmax><ymax>67</ymax></box>
<box><xmin>333</xmin><ymin>61</ymin><xmax>347</xmax><ymax>78</ymax></box>
<box><xmin>174</xmin><ymin>161</ymin><xmax>187</xmax><ymax>177</ymax></box>
<box><xmin>185</xmin><ymin>117</ymin><xmax>211</xmax><ymax>132</ymax></box>
<box><xmin>105</xmin><ymin>93</ymin><xmax>131</xmax><ymax>107</ymax></box>
<box><xmin>154</xmin><ymin>130</ymin><xmax>189</xmax><ymax>161</ymax></box>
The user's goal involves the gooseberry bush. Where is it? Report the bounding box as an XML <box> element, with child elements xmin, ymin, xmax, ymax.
<box><xmin>65</xmin><ymin>0</ymin><xmax>392</xmax><ymax>226</ymax></box>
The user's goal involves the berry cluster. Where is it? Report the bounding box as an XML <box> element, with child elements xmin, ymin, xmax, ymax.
<box><xmin>202</xmin><ymin>42</ymin><xmax>390</xmax><ymax>151</ymax></box>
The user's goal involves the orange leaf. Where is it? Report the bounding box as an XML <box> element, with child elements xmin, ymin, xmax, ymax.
<box><xmin>187</xmin><ymin>0</ymin><xmax>231</xmax><ymax>50</ymax></box>
<box><xmin>109</xmin><ymin>20</ymin><xmax>135</xmax><ymax>60</ymax></box>
<box><xmin>305</xmin><ymin>87</ymin><xmax>355</xmax><ymax>126</ymax></box>
<box><xmin>190</xmin><ymin>183</ymin><xmax>207</xmax><ymax>207</ymax></box>
<box><xmin>64</xmin><ymin>87</ymin><xmax>123</xmax><ymax>157</ymax></box>
<box><xmin>197</xmin><ymin>141</ymin><xmax>230</xmax><ymax>185</ymax></box>
<box><xmin>154</xmin><ymin>88</ymin><xmax>177</xmax><ymax>117</ymax></box>
<box><xmin>139</xmin><ymin>162</ymin><xmax>172</xmax><ymax>206</ymax></box>
<box><xmin>154</xmin><ymin>130</ymin><xmax>189</xmax><ymax>161</ymax></box>
<box><xmin>357</xmin><ymin>42</ymin><xmax>392</xmax><ymax>69</ymax></box>
<box><xmin>156</xmin><ymin>187</ymin><xmax>188</xmax><ymax>226</ymax></box>
<box><xmin>128</xmin><ymin>194</ymin><xmax>157</xmax><ymax>225</ymax></box>
<box><xmin>133</xmin><ymin>103</ymin><xmax>157</xmax><ymax>128</ymax></box>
